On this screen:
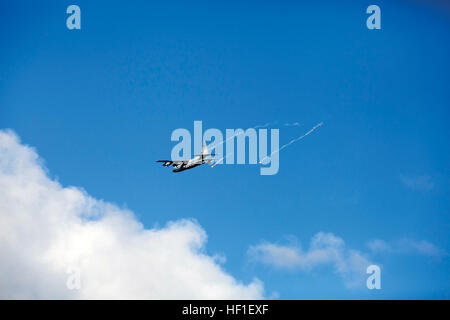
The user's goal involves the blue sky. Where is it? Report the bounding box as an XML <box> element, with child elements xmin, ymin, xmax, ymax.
<box><xmin>1</xmin><ymin>0</ymin><xmax>449</xmax><ymax>299</ymax></box>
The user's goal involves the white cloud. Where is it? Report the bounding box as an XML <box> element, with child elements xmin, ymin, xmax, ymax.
<box><xmin>0</xmin><ymin>129</ymin><xmax>263</xmax><ymax>299</ymax></box>
<box><xmin>249</xmin><ymin>232</ymin><xmax>446</xmax><ymax>289</ymax></box>
<box><xmin>248</xmin><ymin>232</ymin><xmax>371</xmax><ymax>288</ymax></box>
<box><xmin>367</xmin><ymin>239</ymin><xmax>391</xmax><ymax>253</ymax></box>
<box><xmin>404</xmin><ymin>239</ymin><xmax>445</xmax><ymax>257</ymax></box>
<box><xmin>367</xmin><ymin>238</ymin><xmax>446</xmax><ymax>258</ymax></box>
<box><xmin>400</xmin><ymin>175</ymin><xmax>434</xmax><ymax>191</ymax></box>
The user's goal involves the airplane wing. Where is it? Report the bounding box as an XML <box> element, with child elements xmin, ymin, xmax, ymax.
<box><xmin>156</xmin><ymin>160</ymin><xmax>187</xmax><ymax>167</ymax></box>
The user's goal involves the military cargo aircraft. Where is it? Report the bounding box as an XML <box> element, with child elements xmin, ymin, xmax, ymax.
<box><xmin>156</xmin><ymin>142</ymin><xmax>214</xmax><ymax>173</ymax></box>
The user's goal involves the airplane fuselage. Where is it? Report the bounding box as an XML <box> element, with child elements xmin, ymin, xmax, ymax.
<box><xmin>172</xmin><ymin>156</ymin><xmax>203</xmax><ymax>173</ymax></box>
<box><xmin>157</xmin><ymin>141</ymin><xmax>213</xmax><ymax>173</ymax></box>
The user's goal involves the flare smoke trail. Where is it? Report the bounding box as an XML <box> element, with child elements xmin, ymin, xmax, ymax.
<box><xmin>255</xmin><ymin>121</ymin><xmax>300</xmax><ymax>129</ymax></box>
<box><xmin>259</xmin><ymin>122</ymin><xmax>323</xmax><ymax>164</ymax></box>
<box><xmin>210</xmin><ymin>121</ymin><xmax>301</xmax><ymax>167</ymax></box>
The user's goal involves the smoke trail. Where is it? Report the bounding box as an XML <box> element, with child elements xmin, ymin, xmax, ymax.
<box><xmin>254</xmin><ymin>122</ymin><xmax>271</xmax><ymax>129</ymax></box>
<box><xmin>283</xmin><ymin>122</ymin><xmax>300</xmax><ymax>127</ymax></box>
<box><xmin>210</xmin><ymin>122</ymin><xmax>273</xmax><ymax>167</ymax></box>
<box><xmin>259</xmin><ymin>122</ymin><xmax>323</xmax><ymax>164</ymax></box>
<box><xmin>255</xmin><ymin>121</ymin><xmax>300</xmax><ymax>128</ymax></box>
<box><xmin>210</xmin><ymin>121</ymin><xmax>305</xmax><ymax>167</ymax></box>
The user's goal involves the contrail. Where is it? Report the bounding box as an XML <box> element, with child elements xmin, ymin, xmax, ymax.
<box><xmin>259</xmin><ymin>122</ymin><xmax>323</xmax><ymax>164</ymax></box>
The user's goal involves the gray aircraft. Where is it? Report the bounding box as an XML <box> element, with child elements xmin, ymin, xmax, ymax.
<box><xmin>157</xmin><ymin>142</ymin><xmax>214</xmax><ymax>173</ymax></box>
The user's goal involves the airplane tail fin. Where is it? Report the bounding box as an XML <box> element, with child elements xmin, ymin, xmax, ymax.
<box><xmin>194</xmin><ymin>142</ymin><xmax>215</xmax><ymax>161</ymax></box>
<box><xmin>202</xmin><ymin>141</ymin><xmax>209</xmax><ymax>155</ymax></box>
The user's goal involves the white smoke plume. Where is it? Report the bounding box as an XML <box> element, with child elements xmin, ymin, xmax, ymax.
<box><xmin>259</xmin><ymin>122</ymin><xmax>323</xmax><ymax>164</ymax></box>
<box><xmin>211</xmin><ymin>121</ymin><xmax>305</xmax><ymax>167</ymax></box>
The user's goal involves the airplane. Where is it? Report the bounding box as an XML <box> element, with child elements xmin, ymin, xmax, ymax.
<box><xmin>156</xmin><ymin>142</ymin><xmax>215</xmax><ymax>173</ymax></box>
